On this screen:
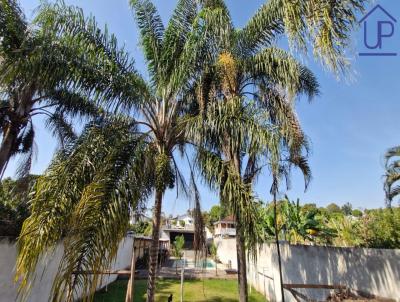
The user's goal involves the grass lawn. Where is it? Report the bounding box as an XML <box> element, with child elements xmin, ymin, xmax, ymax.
<box><xmin>94</xmin><ymin>279</ymin><xmax>266</xmax><ymax>302</ymax></box>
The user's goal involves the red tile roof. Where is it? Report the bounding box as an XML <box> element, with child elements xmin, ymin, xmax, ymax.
<box><xmin>214</xmin><ymin>215</ymin><xmax>236</xmax><ymax>224</ymax></box>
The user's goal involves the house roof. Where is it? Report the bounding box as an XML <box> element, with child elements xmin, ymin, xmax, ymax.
<box><xmin>172</xmin><ymin>214</ymin><xmax>193</xmax><ymax>220</ymax></box>
<box><xmin>214</xmin><ymin>215</ymin><xmax>236</xmax><ymax>224</ymax></box>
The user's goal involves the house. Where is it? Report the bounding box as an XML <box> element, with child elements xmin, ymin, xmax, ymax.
<box><xmin>213</xmin><ymin>215</ymin><xmax>236</xmax><ymax>237</ymax></box>
<box><xmin>161</xmin><ymin>214</ymin><xmax>212</xmax><ymax>249</ymax></box>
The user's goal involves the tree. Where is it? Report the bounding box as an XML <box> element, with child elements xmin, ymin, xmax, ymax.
<box><xmin>360</xmin><ymin>207</ymin><xmax>400</xmax><ymax>249</ymax></box>
<box><xmin>329</xmin><ymin>215</ymin><xmax>363</xmax><ymax>247</ymax></box>
<box><xmin>17</xmin><ymin>118</ymin><xmax>156</xmax><ymax>302</ymax></box>
<box><xmin>341</xmin><ymin>202</ymin><xmax>353</xmax><ymax>216</ymax></box>
<box><xmin>207</xmin><ymin>205</ymin><xmax>227</xmax><ymax>231</ymax></box>
<box><xmin>172</xmin><ymin>235</ymin><xmax>185</xmax><ymax>275</ymax></box>
<box><xmin>185</xmin><ymin>0</ymin><xmax>366</xmax><ymax>300</ymax></box>
<box><xmin>384</xmin><ymin>146</ymin><xmax>400</xmax><ymax>206</ymax></box>
<box><xmin>130</xmin><ymin>220</ymin><xmax>152</xmax><ymax>236</ymax></box>
<box><xmin>0</xmin><ymin>175</ymin><xmax>38</xmax><ymax>237</ymax></box>
<box><xmin>16</xmin><ymin>0</ymin><xmax>219</xmax><ymax>301</ymax></box>
<box><xmin>326</xmin><ymin>203</ymin><xmax>341</xmax><ymax>214</ymax></box>
<box><xmin>209</xmin><ymin>242</ymin><xmax>218</xmax><ymax>276</ymax></box>
<box><xmin>352</xmin><ymin>209</ymin><xmax>363</xmax><ymax>217</ymax></box>
<box><xmin>261</xmin><ymin>198</ymin><xmax>336</xmax><ymax>245</ymax></box>
<box><xmin>0</xmin><ymin>0</ymin><xmax>123</xmax><ymax>178</ymax></box>
<box><xmin>128</xmin><ymin>1</ymin><xmax>215</xmax><ymax>300</ymax></box>
<box><xmin>301</xmin><ymin>203</ymin><xmax>317</xmax><ymax>214</ymax></box>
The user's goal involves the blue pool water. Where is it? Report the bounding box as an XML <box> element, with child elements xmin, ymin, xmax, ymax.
<box><xmin>170</xmin><ymin>259</ymin><xmax>216</xmax><ymax>269</ymax></box>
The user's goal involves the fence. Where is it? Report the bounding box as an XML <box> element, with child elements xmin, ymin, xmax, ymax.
<box><xmin>216</xmin><ymin>238</ymin><xmax>400</xmax><ymax>302</ymax></box>
<box><xmin>0</xmin><ymin>236</ymin><xmax>134</xmax><ymax>302</ymax></box>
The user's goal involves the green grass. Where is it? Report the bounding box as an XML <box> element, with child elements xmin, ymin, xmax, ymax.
<box><xmin>94</xmin><ymin>279</ymin><xmax>267</xmax><ymax>302</ymax></box>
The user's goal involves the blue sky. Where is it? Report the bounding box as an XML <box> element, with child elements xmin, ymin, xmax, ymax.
<box><xmin>8</xmin><ymin>0</ymin><xmax>400</xmax><ymax>214</ymax></box>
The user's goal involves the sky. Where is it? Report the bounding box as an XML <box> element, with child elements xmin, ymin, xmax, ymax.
<box><xmin>7</xmin><ymin>0</ymin><xmax>400</xmax><ymax>214</ymax></box>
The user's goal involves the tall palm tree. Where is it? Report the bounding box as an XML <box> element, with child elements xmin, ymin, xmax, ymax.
<box><xmin>185</xmin><ymin>0</ymin><xmax>366</xmax><ymax>300</ymax></box>
<box><xmin>17</xmin><ymin>1</ymin><xmax>215</xmax><ymax>301</ymax></box>
<box><xmin>128</xmin><ymin>1</ymin><xmax>219</xmax><ymax>300</ymax></box>
<box><xmin>0</xmin><ymin>0</ymin><xmax>141</xmax><ymax>178</ymax></box>
<box><xmin>384</xmin><ymin>146</ymin><xmax>400</xmax><ymax>207</ymax></box>
<box><xmin>187</xmin><ymin>52</ymin><xmax>316</xmax><ymax>302</ymax></box>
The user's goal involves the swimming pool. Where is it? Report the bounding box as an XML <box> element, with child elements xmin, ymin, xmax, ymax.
<box><xmin>170</xmin><ymin>258</ymin><xmax>216</xmax><ymax>269</ymax></box>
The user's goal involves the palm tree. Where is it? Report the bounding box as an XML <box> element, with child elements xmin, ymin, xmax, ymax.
<box><xmin>17</xmin><ymin>117</ymin><xmax>155</xmax><ymax>302</ymax></box>
<box><xmin>185</xmin><ymin>0</ymin><xmax>366</xmax><ymax>300</ymax></box>
<box><xmin>188</xmin><ymin>57</ymin><xmax>315</xmax><ymax>302</ymax></box>
<box><xmin>384</xmin><ymin>146</ymin><xmax>400</xmax><ymax>206</ymax></box>
<box><xmin>0</xmin><ymin>0</ymin><xmax>140</xmax><ymax>178</ymax></box>
<box><xmin>17</xmin><ymin>1</ymin><xmax>215</xmax><ymax>301</ymax></box>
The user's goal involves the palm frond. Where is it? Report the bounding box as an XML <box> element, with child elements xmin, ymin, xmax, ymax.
<box><xmin>130</xmin><ymin>0</ymin><xmax>164</xmax><ymax>82</ymax></box>
<box><xmin>385</xmin><ymin>146</ymin><xmax>400</xmax><ymax>165</ymax></box>
<box><xmin>238</xmin><ymin>0</ymin><xmax>284</xmax><ymax>54</ymax></box>
<box><xmin>243</xmin><ymin>47</ymin><xmax>319</xmax><ymax>98</ymax></box>
<box><xmin>0</xmin><ymin>0</ymin><xmax>27</xmax><ymax>56</ymax></box>
<box><xmin>384</xmin><ymin>146</ymin><xmax>400</xmax><ymax>206</ymax></box>
<box><xmin>161</xmin><ymin>0</ymin><xmax>198</xmax><ymax>84</ymax></box>
<box><xmin>16</xmin><ymin>118</ymin><xmax>154</xmax><ymax>301</ymax></box>
<box><xmin>34</xmin><ymin>1</ymin><xmax>148</xmax><ymax>111</ymax></box>
<box><xmin>46</xmin><ymin>88</ymin><xmax>103</xmax><ymax>119</ymax></box>
<box><xmin>45</xmin><ymin>112</ymin><xmax>77</xmax><ymax>149</ymax></box>
<box><xmin>239</xmin><ymin>0</ymin><xmax>367</xmax><ymax>73</ymax></box>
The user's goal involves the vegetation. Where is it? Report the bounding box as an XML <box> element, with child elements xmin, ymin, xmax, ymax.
<box><xmin>209</xmin><ymin>242</ymin><xmax>218</xmax><ymax>276</ymax></box>
<box><xmin>326</xmin><ymin>203</ymin><xmax>342</xmax><ymax>214</ymax></box>
<box><xmin>258</xmin><ymin>198</ymin><xmax>400</xmax><ymax>249</ymax></box>
<box><xmin>0</xmin><ymin>0</ymin><xmax>116</xmax><ymax>178</ymax></box>
<box><xmin>0</xmin><ymin>176</ymin><xmax>37</xmax><ymax>237</ymax></box>
<box><xmin>171</xmin><ymin>235</ymin><xmax>185</xmax><ymax>275</ymax></box>
<box><xmin>204</xmin><ymin>205</ymin><xmax>228</xmax><ymax>232</ymax></box>
<box><xmin>15</xmin><ymin>1</ymin><xmax>213</xmax><ymax>301</ymax></box>
<box><xmin>384</xmin><ymin>145</ymin><xmax>400</xmax><ymax>206</ymax></box>
<box><xmin>1</xmin><ymin>1</ymin><xmax>370</xmax><ymax>302</ymax></box>
<box><xmin>94</xmin><ymin>279</ymin><xmax>265</xmax><ymax>302</ymax></box>
<box><xmin>360</xmin><ymin>208</ymin><xmax>400</xmax><ymax>249</ymax></box>
<box><xmin>184</xmin><ymin>0</ymin><xmax>367</xmax><ymax>300</ymax></box>
<box><xmin>129</xmin><ymin>220</ymin><xmax>152</xmax><ymax>237</ymax></box>
<box><xmin>261</xmin><ymin>198</ymin><xmax>337</xmax><ymax>245</ymax></box>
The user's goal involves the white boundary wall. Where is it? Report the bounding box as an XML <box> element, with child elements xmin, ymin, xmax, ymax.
<box><xmin>215</xmin><ymin>239</ymin><xmax>400</xmax><ymax>302</ymax></box>
<box><xmin>0</xmin><ymin>236</ymin><xmax>133</xmax><ymax>302</ymax></box>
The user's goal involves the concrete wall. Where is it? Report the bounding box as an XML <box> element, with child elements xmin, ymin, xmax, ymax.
<box><xmin>0</xmin><ymin>236</ymin><xmax>134</xmax><ymax>302</ymax></box>
<box><xmin>214</xmin><ymin>237</ymin><xmax>237</xmax><ymax>269</ymax></box>
<box><xmin>216</xmin><ymin>239</ymin><xmax>400</xmax><ymax>302</ymax></box>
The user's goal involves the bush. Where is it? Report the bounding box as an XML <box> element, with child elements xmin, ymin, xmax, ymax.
<box><xmin>360</xmin><ymin>207</ymin><xmax>400</xmax><ymax>249</ymax></box>
<box><xmin>0</xmin><ymin>176</ymin><xmax>37</xmax><ymax>237</ymax></box>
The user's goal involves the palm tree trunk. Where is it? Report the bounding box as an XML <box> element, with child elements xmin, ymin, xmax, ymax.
<box><xmin>235</xmin><ymin>221</ymin><xmax>248</xmax><ymax>302</ymax></box>
<box><xmin>0</xmin><ymin>124</ymin><xmax>18</xmax><ymax>178</ymax></box>
<box><xmin>231</xmin><ymin>152</ymin><xmax>248</xmax><ymax>302</ymax></box>
<box><xmin>146</xmin><ymin>188</ymin><xmax>163</xmax><ymax>302</ymax></box>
